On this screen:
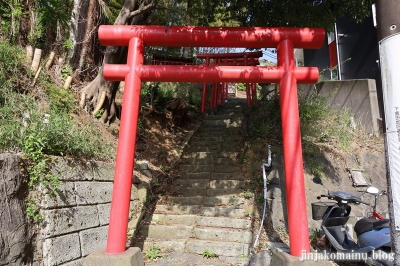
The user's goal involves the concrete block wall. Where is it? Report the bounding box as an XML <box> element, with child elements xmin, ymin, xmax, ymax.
<box><xmin>299</xmin><ymin>79</ymin><xmax>381</xmax><ymax>135</ymax></box>
<box><xmin>35</xmin><ymin>158</ymin><xmax>146</xmax><ymax>266</ymax></box>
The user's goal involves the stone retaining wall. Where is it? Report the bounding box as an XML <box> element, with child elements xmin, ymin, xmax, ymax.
<box><xmin>299</xmin><ymin>79</ymin><xmax>381</xmax><ymax>135</ymax></box>
<box><xmin>34</xmin><ymin>158</ymin><xmax>147</xmax><ymax>266</ymax></box>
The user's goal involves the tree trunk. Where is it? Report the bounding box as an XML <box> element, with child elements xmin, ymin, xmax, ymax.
<box><xmin>79</xmin><ymin>0</ymin><xmax>155</xmax><ymax>124</ymax></box>
<box><xmin>17</xmin><ymin>0</ymin><xmax>31</xmax><ymax>46</ymax></box>
<box><xmin>74</xmin><ymin>0</ymin><xmax>98</xmax><ymax>78</ymax></box>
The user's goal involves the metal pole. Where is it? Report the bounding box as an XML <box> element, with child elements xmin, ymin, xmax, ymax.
<box><xmin>376</xmin><ymin>0</ymin><xmax>400</xmax><ymax>263</ymax></box>
<box><xmin>334</xmin><ymin>23</ymin><xmax>342</xmax><ymax>80</ymax></box>
<box><xmin>278</xmin><ymin>39</ymin><xmax>310</xmax><ymax>256</ymax></box>
<box><xmin>106</xmin><ymin>37</ymin><xmax>144</xmax><ymax>253</ymax></box>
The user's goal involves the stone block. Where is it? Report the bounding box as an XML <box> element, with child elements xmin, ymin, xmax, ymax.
<box><xmin>92</xmin><ymin>161</ymin><xmax>115</xmax><ymax>181</ymax></box>
<box><xmin>97</xmin><ymin>203</ymin><xmax>111</xmax><ymax>225</ymax></box>
<box><xmin>270</xmin><ymin>250</ymin><xmax>335</xmax><ymax>265</ymax></box>
<box><xmin>179</xmin><ymin>164</ymin><xmax>214</xmax><ymax>172</ymax></box>
<box><xmin>137</xmin><ymin>185</ymin><xmax>148</xmax><ymax>201</ymax></box>
<box><xmin>214</xmin><ymin>165</ymin><xmax>241</xmax><ymax>173</ymax></box>
<box><xmin>42</xmin><ymin>206</ymin><xmax>99</xmax><ymax>237</ymax></box>
<box><xmin>51</xmin><ymin>157</ymin><xmax>93</xmax><ymax>181</ymax></box>
<box><xmin>75</xmin><ymin>182</ymin><xmax>113</xmax><ymax>205</ymax></box>
<box><xmin>249</xmin><ymin>250</ymin><xmax>271</xmax><ymax>266</ymax></box>
<box><xmin>82</xmin><ymin>247</ymin><xmax>144</xmax><ymax>266</ymax></box>
<box><xmin>186</xmin><ymin>240</ymin><xmax>249</xmax><ymax>257</ymax></box>
<box><xmin>131</xmin><ymin>184</ymin><xmax>139</xmax><ymax>200</ymax></box>
<box><xmin>79</xmin><ymin>226</ymin><xmax>109</xmax><ymax>256</ymax></box>
<box><xmin>41</xmin><ymin>182</ymin><xmax>76</xmax><ymax>209</ymax></box>
<box><xmin>43</xmin><ymin>233</ymin><xmax>81</xmax><ymax>265</ymax></box>
<box><xmin>139</xmin><ymin>225</ymin><xmax>194</xmax><ymax>239</ymax></box>
<box><xmin>196</xmin><ymin>216</ymin><xmax>251</xmax><ymax>229</ymax></box>
<box><xmin>194</xmin><ymin>228</ymin><xmax>252</xmax><ymax>243</ymax></box>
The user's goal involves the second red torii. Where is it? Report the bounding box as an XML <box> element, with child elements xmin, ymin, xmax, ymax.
<box><xmin>197</xmin><ymin>51</ymin><xmax>263</xmax><ymax>111</ymax></box>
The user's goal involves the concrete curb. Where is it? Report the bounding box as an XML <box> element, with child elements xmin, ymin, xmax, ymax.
<box><xmin>82</xmin><ymin>247</ymin><xmax>144</xmax><ymax>266</ymax></box>
<box><xmin>174</xmin><ymin>120</ymin><xmax>203</xmax><ymax>159</ymax></box>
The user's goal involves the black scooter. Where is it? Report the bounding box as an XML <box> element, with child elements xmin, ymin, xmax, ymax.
<box><xmin>315</xmin><ymin>190</ymin><xmax>392</xmax><ymax>265</ymax></box>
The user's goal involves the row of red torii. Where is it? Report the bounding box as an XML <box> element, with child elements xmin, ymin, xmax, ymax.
<box><xmin>149</xmin><ymin>50</ymin><xmax>263</xmax><ymax>109</ymax></box>
<box><xmin>99</xmin><ymin>25</ymin><xmax>325</xmax><ymax>257</ymax></box>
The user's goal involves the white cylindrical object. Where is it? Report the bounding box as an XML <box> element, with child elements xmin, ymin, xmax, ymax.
<box><xmin>26</xmin><ymin>45</ymin><xmax>33</xmax><ymax>62</ymax></box>
<box><xmin>31</xmin><ymin>48</ymin><xmax>42</xmax><ymax>72</ymax></box>
<box><xmin>63</xmin><ymin>76</ymin><xmax>73</xmax><ymax>89</ymax></box>
<box><xmin>45</xmin><ymin>51</ymin><xmax>56</xmax><ymax>70</ymax></box>
<box><xmin>379</xmin><ymin>32</ymin><xmax>400</xmax><ymax>231</ymax></box>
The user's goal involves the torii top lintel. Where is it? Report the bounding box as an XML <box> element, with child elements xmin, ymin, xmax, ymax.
<box><xmin>98</xmin><ymin>25</ymin><xmax>325</xmax><ymax>49</ymax></box>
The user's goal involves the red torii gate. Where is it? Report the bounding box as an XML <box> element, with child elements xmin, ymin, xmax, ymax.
<box><xmin>197</xmin><ymin>51</ymin><xmax>263</xmax><ymax>111</ymax></box>
<box><xmin>99</xmin><ymin>25</ymin><xmax>325</xmax><ymax>257</ymax></box>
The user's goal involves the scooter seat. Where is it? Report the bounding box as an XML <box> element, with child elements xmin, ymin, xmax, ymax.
<box><xmin>354</xmin><ymin>218</ymin><xmax>390</xmax><ymax>237</ymax></box>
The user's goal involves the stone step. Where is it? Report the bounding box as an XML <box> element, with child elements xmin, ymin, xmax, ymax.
<box><xmin>148</xmin><ymin>214</ymin><xmax>251</xmax><ymax>230</ymax></box>
<box><xmin>210</xmin><ymin>179</ymin><xmax>246</xmax><ymax>189</ymax></box>
<box><xmin>170</xmin><ymin>187</ymin><xmax>244</xmax><ymax>197</ymax></box>
<box><xmin>202</xmin><ymin>114</ymin><xmax>243</xmax><ymax>120</ymax></box>
<box><xmin>214</xmin><ymin>164</ymin><xmax>242</xmax><ymax>173</ymax></box>
<box><xmin>174</xmin><ymin>179</ymin><xmax>245</xmax><ymax>189</ymax></box>
<box><xmin>186</xmin><ymin>239</ymin><xmax>250</xmax><ymax>257</ymax></box>
<box><xmin>210</xmin><ymin>172</ymin><xmax>246</xmax><ymax>180</ymax></box>
<box><xmin>175</xmin><ymin>179</ymin><xmax>209</xmax><ymax>188</ymax></box>
<box><xmin>202</xmin><ymin>119</ymin><xmax>242</xmax><ymax>127</ymax></box>
<box><xmin>196</xmin><ymin>216</ymin><xmax>251</xmax><ymax>229</ymax></box>
<box><xmin>155</xmin><ymin>204</ymin><xmax>201</xmax><ymax>215</ymax></box>
<box><xmin>181</xmin><ymin>152</ymin><xmax>218</xmax><ymax>159</ymax></box>
<box><xmin>178</xmin><ymin>172</ymin><xmax>245</xmax><ymax>180</ymax></box>
<box><xmin>170</xmin><ymin>187</ymin><xmax>208</xmax><ymax>196</ymax></box>
<box><xmin>184</xmin><ymin>146</ymin><xmax>221</xmax><ymax>153</ymax></box>
<box><xmin>138</xmin><ymin>224</ymin><xmax>194</xmax><ymax>239</ymax></box>
<box><xmin>196</xmin><ymin>127</ymin><xmax>242</xmax><ymax>134</ymax></box>
<box><xmin>203</xmin><ymin>196</ymin><xmax>245</xmax><ymax>207</ymax></box>
<box><xmin>188</xmin><ymin>140</ymin><xmax>221</xmax><ymax>147</ymax></box>
<box><xmin>200</xmin><ymin>206</ymin><xmax>246</xmax><ymax>218</ymax></box>
<box><xmin>194</xmin><ymin>227</ymin><xmax>252</xmax><ymax>244</ymax></box>
<box><xmin>178</xmin><ymin>164</ymin><xmax>214</xmax><ymax>172</ymax></box>
<box><xmin>133</xmin><ymin>239</ymin><xmax>186</xmax><ymax>253</ymax></box>
<box><xmin>180</xmin><ymin>157</ymin><xmax>242</xmax><ymax>165</ymax></box>
<box><xmin>161</xmin><ymin>196</ymin><xmax>244</xmax><ymax>207</ymax></box>
<box><xmin>191</xmin><ymin>135</ymin><xmax>241</xmax><ymax>142</ymax></box>
<box><xmin>149</xmin><ymin>214</ymin><xmax>197</xmax><ymax>225</ymax></box>
<box><xmin>181</xmin><ymin>151</ymin><xmax>240</xmax><ymax>160</ymax></box>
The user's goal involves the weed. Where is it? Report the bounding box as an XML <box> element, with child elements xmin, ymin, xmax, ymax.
<box><xmin>276</xmin><ymin>226</ymin><xmax>289</xmax><ymax>238</ymax></box>
<box><xmin>258</xmin><ymin>193</ymin><xmax>265</xmax><ymax>204</ymax></box>
<box><xmin>95</xmin><ymin>109</ymin><xmax>104</xmax><ymax>119</ymax></box>
<box><xmin>146</xmin><ymin>246</ymin><xmax>162</xmax><ymax>260</ymax></box>
<box><xmin>244</xmin><ymin>190</ymin><xmax>253</xmax><ymax>199</ymax></box>
<box><xmin>245</xmin><ymin>209</ymin><xmax>253</xmax><ymax>217</ymax></box>
<box><xmin>60</xmin><ymin>64</ymin><xmax>73</xmax><ymax>81</ymax></box>
<box><xmin>26</xmin><ymin>197</ymin><xmax>43</xmax><ymax>222</ymax></box>
<box><xmin>238</xmin><ymin>254</ymin><xmax>249</xmax><ymax>259</ymax></box>
<box><xmin>309</xmin><ymin>228</ymin><xmax>322</xmax><ymax>248</ymax></box>
<box><xmin>203</xmin><ymin>250</ymin><xmax>218</xmax><ymax>259</ymax></box>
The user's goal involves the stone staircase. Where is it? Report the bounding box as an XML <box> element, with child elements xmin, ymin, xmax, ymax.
<box><xmin>133</xmin><ymin>100</ymin><xmax>254</xmax><ymax>263</ymax></box>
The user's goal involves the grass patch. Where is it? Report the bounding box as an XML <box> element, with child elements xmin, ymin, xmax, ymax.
<box><xmin>146</xmin><ymin>246</ymin><xmax>162</xmax><ymax>260</ymax></box>
<box><xmin>203</xmin><ymin>250</ymin><xmax>218</xmax><ymax>259</ymax></box>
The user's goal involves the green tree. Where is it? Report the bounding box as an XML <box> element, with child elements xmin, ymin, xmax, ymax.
<box><xmin>79</xmin><ymin>0</ymin><xmax>374</xmax><ymax>124</ymax></box>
